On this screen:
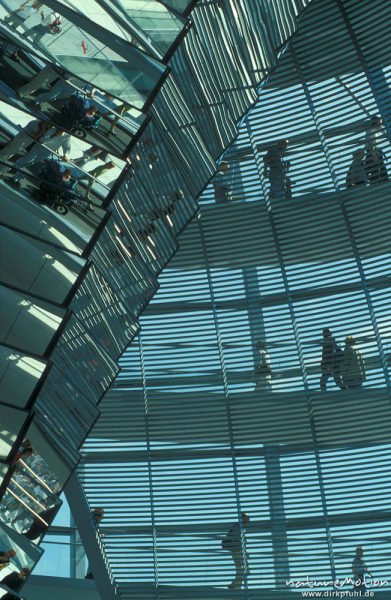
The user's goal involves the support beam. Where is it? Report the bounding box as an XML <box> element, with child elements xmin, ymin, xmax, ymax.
<box><xmin>65</xmin><ymin>473</ymin><xmax>120</xmax><ymax>600</ymax></box>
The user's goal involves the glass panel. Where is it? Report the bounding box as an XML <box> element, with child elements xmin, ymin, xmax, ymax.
<box><xmin>157</xmin><ymin>0</ymin><xmax>193</xmax><ymax>14</ymax></box>
<box><xmin>0</xmin><ymin>226</ymin><xmax>85</xmax><ymax>305</ymax></box>
<box><xmin>0</xmin><ymin>286</ymin><xmax>66</xmax><ymax>356</ymax></box>
<box><xmin>0</xmin><ymin>177</ymin><xmax>107</xmax><ymax>252</ymax></box>
<box><xmin>0</xmin><ymin>3</ymin><xmax>164</xmax><ymax>109</ymax></box>
<box><xmin>47</xmin><ymin>0</ymin><xmax>134</xmax><ymax>45</ymax></box>
<box><xmin>27</xmin><ymin>422</ymin><xmax>73</xmax><ymax>487</ymax></box>
<box><xmin>0</xmin><ymin>465</ymin><xmax>7</xmax><ymax>489</ymax></box>
<box><xmin>0</xmin><ymin>54</ymin><xmax>143</xmax><ymax>159</ymax></box>
<box><xmin>0</xmin><ymin>405</ymin><xmax>29</xmax><ymax>461</ymax></box>
<box><xmin>0</xmin><ymin>520</ymin><xmax>43</xmax><ymax>571</ymax></box>
<box><xmin>111</xmin><ymin>0</ymin><xmax>186</xmax><ymax>54</ymax></box>
<box><xmin>32</xmin><ymin>533</ymin><xmax>71</xmax><ymax>576</ymax></box>
<box><xmin>37</xmin><ymin>365</ymin><xmax>100</xmax><ymax>452</ymax></box>
<box><xmin>0</xmin><ymin>347</ymin><xmax>46</xmax><ymax>409</ymax></box>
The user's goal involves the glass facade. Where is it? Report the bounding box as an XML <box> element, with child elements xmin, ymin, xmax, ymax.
<box><xmin>81</xmin><ymin>0</ymin><xmax>391</xmax><ymax>597</ymax></box>
<box><xmin>1</xmin><ymin>0</ymin><xmax>390</xmax><ymax>599</ymax></box>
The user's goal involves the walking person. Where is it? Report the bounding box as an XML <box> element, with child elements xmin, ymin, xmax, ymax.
<box><xmin>254</xmin><ymin>341</ymin><xmax>272</xmax><ymax>391</ymax></box>
<box><xmin>364</xmin><ymin>115</ymin><xmax>384</xmax><ymax>150</ymax></box>
<box><xmin>221</xmin><ymin>512</ymin><xmax>250</xmax><ymax>589</ymax></box>
<box><xmin>341</xmin><ymin>336</ymin><xmax>366</xmax><ymax>389</ymax></box>
<box><xmin>346</xmin><ymin>149</ymin><xmax>368</xmax><ymax>188</ymax></box>
<box><xmin>263</xmin><ymin>139</ymin><xmax>291</xmax><ymax>199</ymax></box>
<box><xmin>352</xmin><ymin>546</ymin><xmax>372</xmax><ymax>595</ymax></box>
<box><xmin>319</xmin><ymin>328</ymin><xmax>343</xmax><ymax>391</ymax></box>
<box><xmin>213</xmin><ymin>161</ymin><xmax>232</xmax><ymax>203</ymax></box>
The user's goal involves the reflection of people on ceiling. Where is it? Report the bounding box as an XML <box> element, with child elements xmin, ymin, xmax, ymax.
<box><xmin>213</xmin><ymin>161</ymin><xmax>232</xmax><ymax>203</ymax></box>
<box><xmin>0</xmin><ymin>119</ymin><xmax>49</xmax><ymax>173</ymax></box>
<box><xmin>4</xmin><ymin>1</ymin><xmax>43</xmax><ymax>32</ymax></box>
<box><xmin>0</xmin><ymin>549</ymin><xmax>16</xmax><ymax>570</ymax></box>
<box><xmin>254</xmin><ymin>341</ymin><xmax>272</xmax><ymax>391</ymax></box>
<box><xmin>0</xmin><ymin>567</ymin><xmax>31</xmax><ymax>600</ymax></box>
<box><xmin>263</xmin><ymin>139</ymin><xmax>292</xmax><ymax>200</ymax></box>
<box><xmin>73</xmin><ymin>145</ymin><xmax>111</xmax><ymax>168</ymax></box>
<box><xmin>6</xmin><ymin>128</ymin><xmax>71</xmax><ymax>185</ymax></box>
<box><xmin>18</xmin><ymin>64</ymin><xmax>67</xmax><ymax>99</ymax></box>
<box><xmin>24</xmin><ymin>9</ymin><xmax>62</xmax><ymax>48</ymax></box>
<box><xmin>346</xmin><ymin>149</ymin><xmax>368</xmax><ymax>188</ymax></box>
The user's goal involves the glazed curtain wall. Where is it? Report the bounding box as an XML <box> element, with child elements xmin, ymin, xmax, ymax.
<box><xmin>80</xmin><ymin>0</ymin><xmax>391</xmax><ymax>596</ymax></box>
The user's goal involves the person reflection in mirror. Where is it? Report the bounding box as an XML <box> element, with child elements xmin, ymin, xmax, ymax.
<box><xmin>73</xmin><ymin>146</ymin><xmax>110</xmax><ymax>168</ymax></box>
<box><xmin>0</xmin><ymin>549</ymin><xmax>16</xmax><ymax>569</ymax></box>
<box><xmin>18</xmin><ymin>64</ymin><xmax>66</xmax><ymax>99</ymax></box>
<box><xmin>23</xmin><ymin>10</ymin><xmax>62</xmax><ymax>48</ymax></box>
<box><xmin>254</xmin><ymin>341</ymin><xmax>272</xmax><ymax>391</ymax></box>
<box><xmin>0</xmin><ymin>120</ymin><xmax>49</xmax><ymax>174</ymax></box>
<box><xmin>4</xmin><ymin>1</ymin><xmax>43</xmax><ymax>32</ymax></box>
<box><xmin>77</xmin><ymin>160</ymin><xmax>115</xmax><ymax>209</ymax></box>
<box><xmin>8</xmin><ymin>129</ymin><xmax>71</xmax><ymax>186</ymax></box>
<box><xmin>346</xmin><ymin>149</ymin><xmax>368</xmax><ymax>188</ymax></box>
<box><xmin>341</xmin><ymin>336</ymin><xmax>366</xmax><ymax>389</ymax></box>
<box><xmin>85</xmin><ymin>508</ymin><xmax>105</xmax><ymax>579</ymax></box>
<box><xmin>0</xmin><ymin>567</ymin><xmax>30</xmax><ymax>600</ymax></box>
<box><xmin>263</xmin><ymin>139</ymin><xmax>291</xmax><ymax>199</ymax></box>
<box><xmin>3</xmin><ymin>1</ymin><xmax>43</xmax><ymax>61</ymax></box>
<box><xmin>109</xmin><ymin>101</ymin><xmax>131</xmax><ymax>133</ymax></box>
<box><xmin>30</xmin><ymin>73</ymin><xmax>89</xmax><ymax>107</ymax></box>
<box><xmin>320</xmin><ymin>328</ymin><xmax>343</xmax><ymax>391</ymax></box>
<box><xmin>11</xmin><ymin>439</ymin><xmax>34</xmax><ymax>466</ymax></box>
<box><xmin>222</xmin><ymin>512</ymin><xmax>250</xmax><ymax>590</ymax></box>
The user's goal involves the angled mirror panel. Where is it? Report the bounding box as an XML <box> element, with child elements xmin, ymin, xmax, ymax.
<box><xmin>27</xmin><ymin>420</ymin><xmax>74</xmax><ymax>487</ymax></box>
<box><xmin>158</xmin><ymin>0</ymin><xmax>193</xmax><ymax>14</ymax></box>
<box><xmin>35</xmin><ymin>365</ymin><xmax>99</xmax><ymax>452</ymax></box>
<box><xmin>0</xmin><ymin>404</ymin><xmax>29</xmax><ymax>462</ymax></box>
<box><xmin>0</xmin><ymin>286</ymin><xmax>66</xmax><ymax>356</ymax></box>
<box><xmin>0</xmin><ymin>194</ymin><xmax>92</xmax><ymax>256</ymax></box>
<box><xmin>0</xmin><ymin>34</ymin><xmax>147</xmax><ymax>143</ymax></box>
<box><xmin>45</xmin><ymin>0</ymin><xmax>136</xmax><ymax>45</ymax></box>
<box><xmin>0</xmin><ymin>100</ymin><xmax>126</xmax><ymax>208</ymax></box>
<box><xmin>0</xmin><ymin>98</ymin><xmax>110</xmax><ymax>231</ymax></box>
<box><xmin>0</xmin><ymin>177</ymin><xmax>107</xmax><ymax>249</ymax></box>
<box><xmin>0</xmin><ymin>465</ymin><xmax>6</xmax><ymax>488</ymax></box>
<box><xmin>52</xmin><ymin>316</ymin><xmax>119</xmax><ymax>403</ymax></box>
<box><xmin>109</xmin><ymin>0</ymin><xmax>186</xmax><ymax>55</ymax></box>
<box><xmin>0</xmin><ymin>521</ymin><xmax>43</xmax><ymax>569</ymax></box>
<box><xmin>0</xmin><ymin>4</ymin><xmax>165</xmax><ymax>110</ymax></box>
<box><xmin>0</xmin><ymin>226</ymin><xmax>86</xmax><ymax>304</ymax></box>
<box><xmin>0</xmin><ymin>347</ymin><xmax>46</xmax><ymax>409</ymax></box>
<box><xmin>0</xmin><ymin>455</ymin><xmax>62</xmax><ymax>536</ymax></box>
